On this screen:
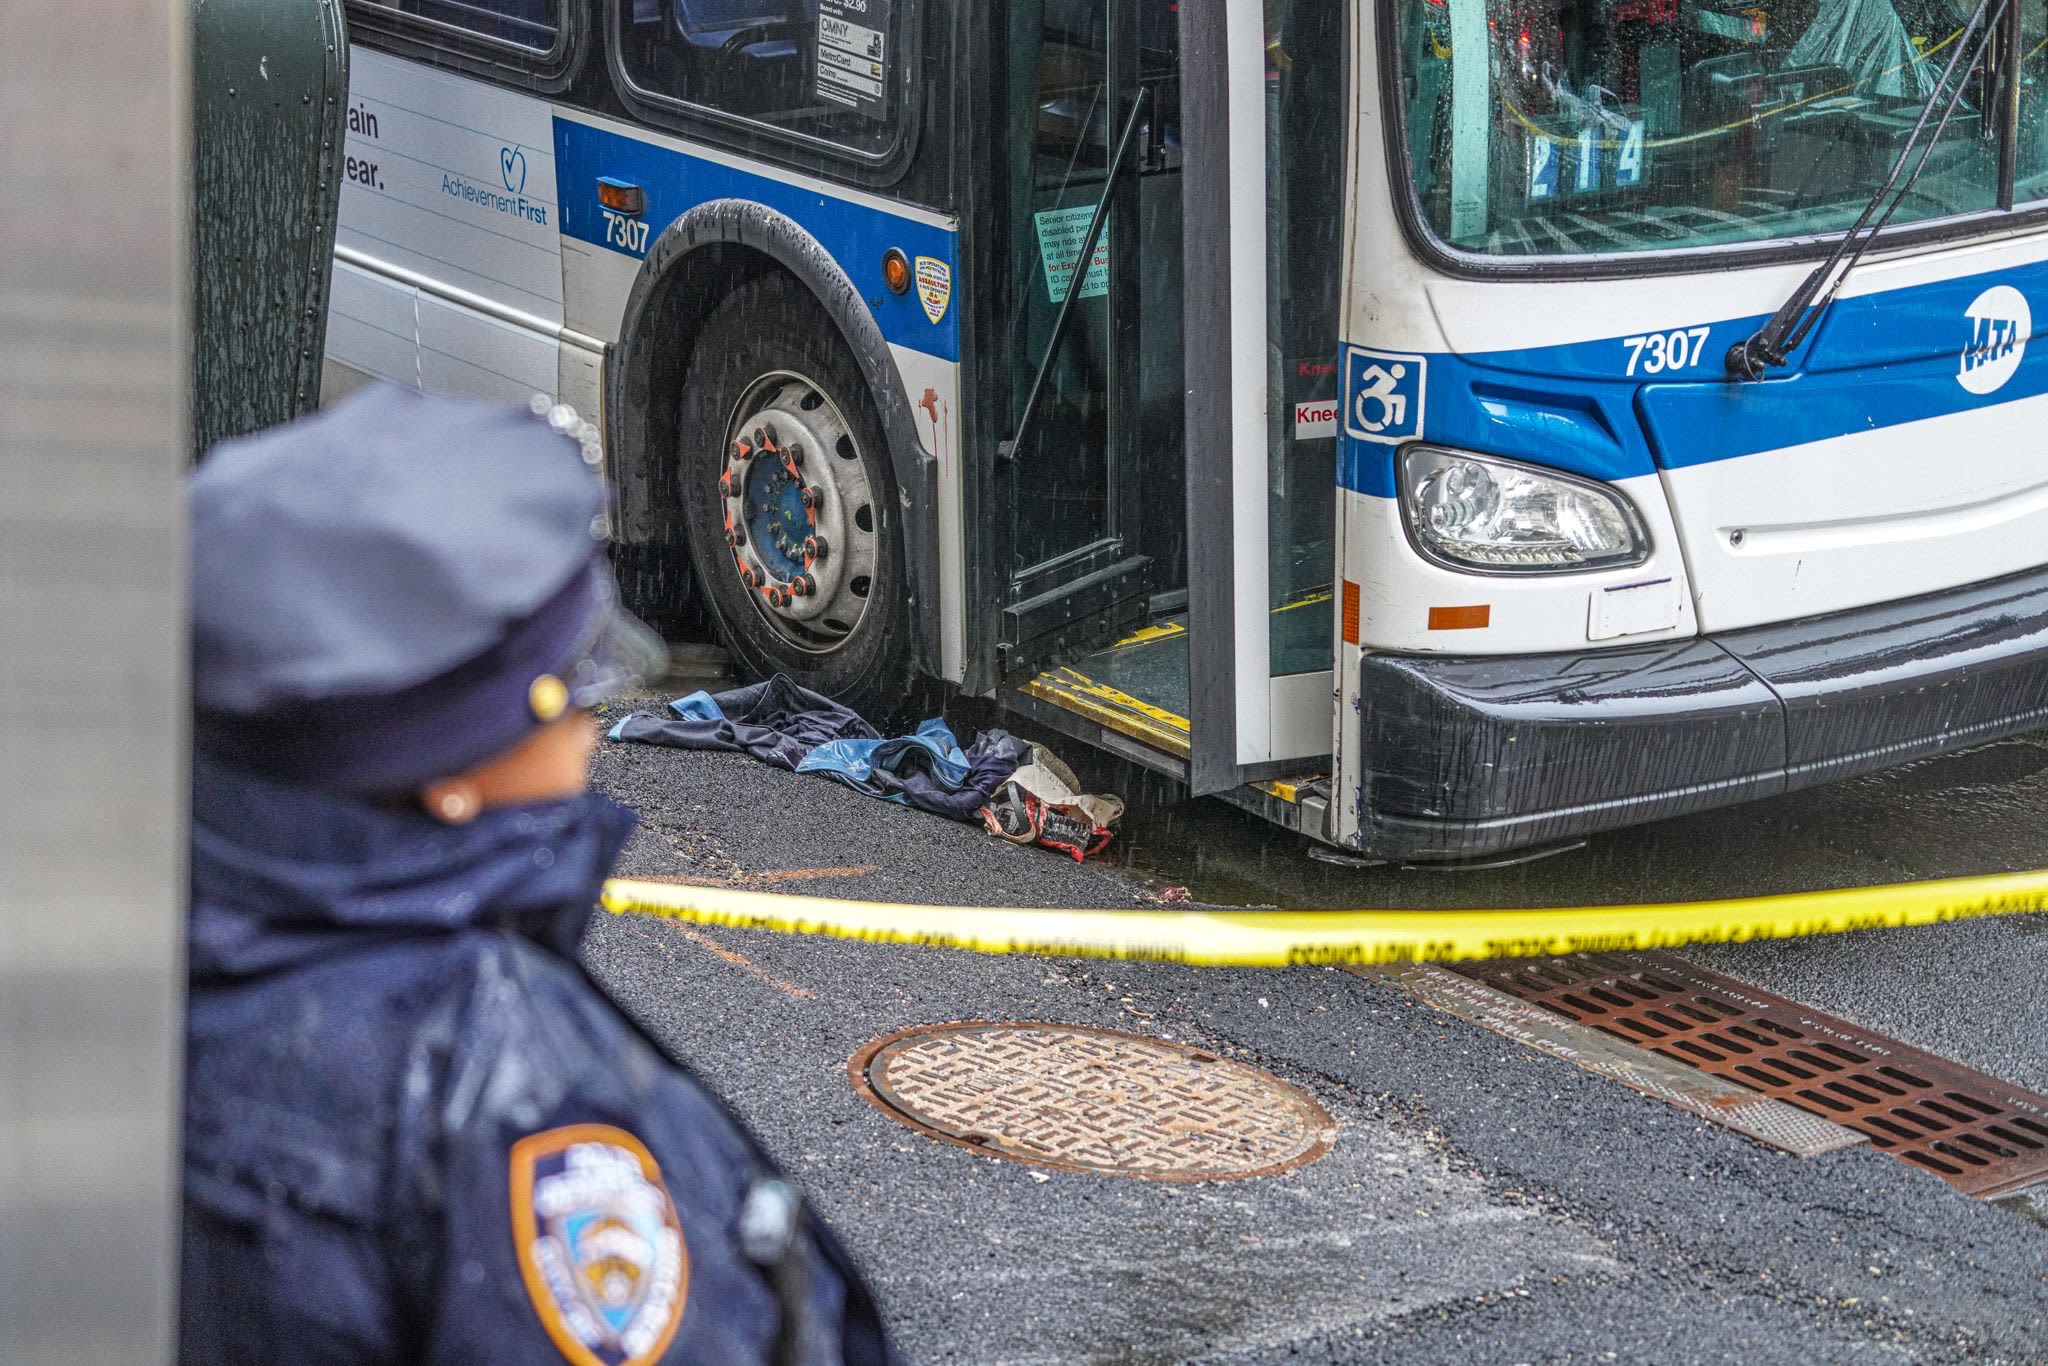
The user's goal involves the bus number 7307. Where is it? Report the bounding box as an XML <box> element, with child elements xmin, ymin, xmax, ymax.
<box><xmin>1621</xmin><ymin>327</ymin><xmax>1711</xmax><ymax>376</ymax></box>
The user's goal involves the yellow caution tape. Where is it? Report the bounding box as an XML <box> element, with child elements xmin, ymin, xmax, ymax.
<box><xmin>601</xmin><ymin>867</ymin><xmax>2048</xmax><ymax>966</ymax></box>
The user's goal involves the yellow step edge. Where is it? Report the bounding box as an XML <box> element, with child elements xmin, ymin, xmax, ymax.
<box><xmin>1019</xmin><ymin>666</ymin><xmax>1192</xmax><ymax>759</ymax></box>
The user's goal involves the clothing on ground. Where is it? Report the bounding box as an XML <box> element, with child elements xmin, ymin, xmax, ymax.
<box><xmin>609</xmin><ymin>675</ymin><xmax>880</xmax><ymax>772</ymax></box>
<box><xmin>609</xmin><ymin>675</ymin><xmax>1033</xmax><ymax>824</ymax></box>
<box><xmin>982</xmin><ymin>750</ymin><xmax>1126</xmax><ymax>862</ymax></box>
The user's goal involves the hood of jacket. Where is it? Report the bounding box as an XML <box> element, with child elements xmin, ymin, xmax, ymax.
<box><xmin>188</xmin><ymin>754</ymin><xmax>637</xmax><ymax>980</ymax></box>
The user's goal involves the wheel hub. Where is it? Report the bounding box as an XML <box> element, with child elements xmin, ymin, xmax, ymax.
<box><xmin>717</xmin><ymin>374</ymin><xmax>878</xmax><ymax>653</ymax></box>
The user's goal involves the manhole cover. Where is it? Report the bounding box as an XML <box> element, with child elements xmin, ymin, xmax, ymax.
<box><xmin>849</xmin><ymin>1021</ymin><xmax>1336</xmax><ymax>1181</ymax></box>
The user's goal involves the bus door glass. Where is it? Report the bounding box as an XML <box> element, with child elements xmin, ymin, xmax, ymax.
<box><xmin>994</xmin><ymin>0</ymin><xmax>1183</xmax><ymax>675</ymax></box>
<box><xmin>1265</xmin><ymin>0</ymin><xmax>1345</xmax><ymax>683</ymax></box>
<box><xmin>1177</xmin><ymin>0</ymin><xmax>1344</xmax><ymax>794</ymax></box>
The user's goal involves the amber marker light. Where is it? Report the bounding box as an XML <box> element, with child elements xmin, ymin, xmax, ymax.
<box><xmin>1427</xmin><ymin>605</ymin><xmax>1491</xmax><ymax>630</ymax></box>
<box><xmin>597</xmin><ymin>177</ymin><xmax>645</xmax><ymax>214</ymax></box>
<box><xmin>882</xmin><ymin>248</ymin><xmax>911</xmax><ymax>294</ymax></box>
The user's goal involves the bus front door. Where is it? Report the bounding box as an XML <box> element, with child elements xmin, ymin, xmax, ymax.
<box><xmin>986</xmin><ymin>0</ymin><xmax>1184</xmax><ymax>686</ymax></box>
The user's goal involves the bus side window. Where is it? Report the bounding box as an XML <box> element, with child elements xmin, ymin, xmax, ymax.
<box><xmin>612</xmin><ymin>0</ymin><xmax>911</xmax><ymax>159</ymax></box>
<box><xmin>352</xmin><ymin>0</ymin><xmax>564</xmax><ymax>55</ymax></box>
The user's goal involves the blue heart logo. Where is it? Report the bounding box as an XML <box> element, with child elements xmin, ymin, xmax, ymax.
<box><xmin>500</xmin><ymin>145</ymin><xmax>527</xmax><ymax>194</ymax></box>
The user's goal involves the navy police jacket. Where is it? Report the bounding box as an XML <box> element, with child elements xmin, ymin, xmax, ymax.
<box><xmin>180</xmin><ymin>757</ymin><xmax>895</xmax><ymax>1365</ymax></box>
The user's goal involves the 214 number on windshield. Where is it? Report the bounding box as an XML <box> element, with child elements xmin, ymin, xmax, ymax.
<box><xmin>1622</xmin><ymin>327</ymin><xmax>1710</xmax><ymax>376</ymax></box>
<box><xmin>1529</xmin><ymin>120</ymin><xmax>1646</xmax><ymax>201</ymax></box>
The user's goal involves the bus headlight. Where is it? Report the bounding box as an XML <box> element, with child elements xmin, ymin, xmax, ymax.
<box><xmin>1400</xmin><ymin>446</ymin><xmax>1647</xmax><ymax>573</ymax></box>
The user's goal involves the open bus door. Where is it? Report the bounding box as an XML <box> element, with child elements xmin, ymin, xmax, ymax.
<box><xmin>1176</xmin><ymin>0</ymin><xmax>1341</xmax><ymax>808</ymax></box>
<box><xmin>980</xmin><ymin>0</ymin><xmax>1341</xmax><ymax>838</ymax></box>
<box><xmin>979</xmin><ymin>0</ymin><xmax>1177</xmax><ymax>687</ymax></box>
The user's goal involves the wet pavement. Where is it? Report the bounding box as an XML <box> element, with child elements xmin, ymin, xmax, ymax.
<box><xmin>584</xmin><ymin>692</ymin><xmax>2048</xmax><ymax>1364</ymax></box>
<box><xmin>1092</xmin><ymin>725</ymin><xmax>2048</xmax><ymax>1101</ymax></box>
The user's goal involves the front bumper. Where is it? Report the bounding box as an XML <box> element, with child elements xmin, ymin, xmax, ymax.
<box><xmin>1353</xmin><ymin>564</ymin><xmax>2048</xmax><ymax>860</ymax></box>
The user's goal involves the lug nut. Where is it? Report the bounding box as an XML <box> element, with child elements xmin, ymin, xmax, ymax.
<box><xmin>739</xmin><ymin>564</ymin><xmax>757</xmax><ymax>588</ymax></box>
<box><xmin>788</xmin><ymin>574</ymin><xmax>814</xmax><ymax>597</ymax></box>
<box><xmin>800</xmin><ymin>486</ymin><xmax>821</xmax><ymax>510</ymax></box>
<box><xmin>802</xmin><ymin>535</ymin><xmax>828</xmax><ymax>562</ymax></box>
<box><xmin>766</xmin><ymin>585</ymin><xmax>788</xmax><ymax>608</ymax></box>
<box><xmin>788</xmin><ymin>443</ymin><xmax>804</xmax><ymax>468</ymax></box>
<box><xmin>718</xmin><ymin>470</ymin><xmax>735</xmax><ymax>497</ymax></box>
<box><xmin>726</xmin><ymin>526</ymin><xmax>745</xmax><ymax>548</ymax></box>
<box><xmin>729</xmin><ymin>441</ymin><xmax>751</xmax><ymax>465</ymax></box>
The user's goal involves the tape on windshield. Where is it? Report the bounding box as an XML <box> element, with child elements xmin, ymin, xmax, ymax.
<box><xmin>601</xmin><ymin>867</ymin><xmax>2048</xmax><ymax>965</ymax></box>
<box><xmin>1502</xmin><ymin>25</ymin><xmax>1970</xmax><ymax>152</ymax></box>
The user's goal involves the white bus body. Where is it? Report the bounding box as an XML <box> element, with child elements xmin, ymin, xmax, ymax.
<box><xmin>327</xmin><ymin>0</ymin><xmax>2048</xmax><ymax>859</ymax></box>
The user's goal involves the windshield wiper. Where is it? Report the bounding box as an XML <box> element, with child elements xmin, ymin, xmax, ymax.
<box><xmin>1726</xmin><ymin>0</ymin><xmax>2008</xmax><ymax>380</ymax></box>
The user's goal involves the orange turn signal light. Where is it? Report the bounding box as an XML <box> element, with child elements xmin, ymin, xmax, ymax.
<box><xmin>1427</xmin><ymin>604</ymin><xmax>1491</xmax><ymax>631</ymax></box>
<box><xmin>882</xmin><ymin>248</ymin><xmax>911</xmax><ymax>295</ymax></box>
<box><xmin>597</xmin><ymin>177</ymin><xmax>645</xmax><ymax>215</ymax></box>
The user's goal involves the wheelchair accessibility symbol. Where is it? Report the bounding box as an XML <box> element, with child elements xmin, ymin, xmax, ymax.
<box><xmin>1343</xmin><ymin>346</ymin><xmax>1426</xmax><ymax>445</ymax></box>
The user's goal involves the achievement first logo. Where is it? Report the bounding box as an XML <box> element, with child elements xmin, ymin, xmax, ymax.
<box><xmin>1343</xmin><ymin>346</ymin><xmax>1426</xmax><ymax>445</ymax></box>
<box><xmin>439</xmin><ymin>143</ymin><xmax>546</xmax><ymax>226</ymax></box>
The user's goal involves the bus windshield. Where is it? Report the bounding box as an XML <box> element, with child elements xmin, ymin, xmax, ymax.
<box><xmin>1392</xmin><ymin>0</ymin><xmax>2047</xmax><ymax>257</ymax></box>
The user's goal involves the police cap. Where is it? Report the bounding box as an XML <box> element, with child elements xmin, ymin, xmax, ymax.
<box><xmin>189</xmin><ymin>385</ymin><xmax>666</xmax><ymax>794</ymax></box>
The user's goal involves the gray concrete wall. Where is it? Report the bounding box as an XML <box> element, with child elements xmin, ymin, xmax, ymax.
<box><xmin>0</xmin><ymin>3</ymin><xmax>189</xmax><ymax>1361</ymax></box>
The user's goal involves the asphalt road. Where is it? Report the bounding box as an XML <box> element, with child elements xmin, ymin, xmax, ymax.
<box><xmin>583</xmin><ymin>694</ymin><xmax>2048</xmax><ymax>1364</ymax></box>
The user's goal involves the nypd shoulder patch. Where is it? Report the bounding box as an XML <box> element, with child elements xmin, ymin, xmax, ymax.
<box><xmin>510</xmin><ymin>1124</ymin><xmax>689</xmax><ymax>1366</ymax></box>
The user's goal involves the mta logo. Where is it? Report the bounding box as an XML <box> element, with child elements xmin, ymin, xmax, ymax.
<box><xmin>1958</xmin><ymin>285</ymin><xmax>2030</xmax><ymax>397</ymax></box>
<box><xmin>1343</xmin><ymin>346</ymin><xmax>1426</xmax><ymax>445</ymax></box>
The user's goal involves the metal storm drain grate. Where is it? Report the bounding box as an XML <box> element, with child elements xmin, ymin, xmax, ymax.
<box><xmin>1357</xmin><ymin>962</ymin><xmax>1865</xmax><ymax>1159</ymax></box>
<box><xmin>849</xmin><ymin>1022</ymin><xmax>1336</xmax><ymax>1181</ymax></box>
<box><xmin>1451</xmin><ymin>952</ymin><xmax>2048</xmax><ymax>1198</ymax></box>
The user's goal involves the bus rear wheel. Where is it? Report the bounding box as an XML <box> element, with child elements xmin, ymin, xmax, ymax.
<box><xmin>675</xmin><ymin>273</ymin><xmax>917</xmax><ymax>720</ymax></box>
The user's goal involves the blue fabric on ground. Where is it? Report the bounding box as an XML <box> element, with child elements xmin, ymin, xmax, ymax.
<box><xmin>863</xmin><ymin>729</ymin><xmax>1035</xmax><ymax>822</ymax></box>
<box><xmin>800</xmin><ymin>718</ymin><xmax>968</xmax><ymax>790</ymax></box>
<box><xmin>801</xmin><ymin>721</ymin><xmax>1033</xmax><ymax>821</ymax></box>
<box><xmin>609</xmin><ymin>675</ymin><xmax>1027</xmax><ymax>823</ymax></box>
<box><xmin>607</xmin><ymin>674</ymin><xmax>876</xmax><ymax>771</ymax></box>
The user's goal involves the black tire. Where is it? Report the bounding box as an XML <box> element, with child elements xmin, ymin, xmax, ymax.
<box><xmin>674</xmin><ymin>272</ymin><xmax>920</xmax><ymax>720</ymax></box>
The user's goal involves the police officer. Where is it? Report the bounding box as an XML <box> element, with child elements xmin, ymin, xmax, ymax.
<box><xmin>180</xmin><ymin>385</ymin><xmax>896</xmax><ymax>1366</ymax></box>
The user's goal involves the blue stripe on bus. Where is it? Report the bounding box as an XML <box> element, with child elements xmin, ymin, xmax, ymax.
<box><xmin>552</xmin><ymin>118</ymin><xmax>959</xmax><ymax>363</ymax></box>
<box><xmin>1340</xmin><ymin>255</ymin><xmax>2048</xmax><ymax>497</ymax></box>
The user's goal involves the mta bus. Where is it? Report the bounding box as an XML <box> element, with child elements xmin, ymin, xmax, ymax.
<box><xmin>325</xmin><ymin>0</ymin><xmax>2048</xmax><ymax>862</ymax></box>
